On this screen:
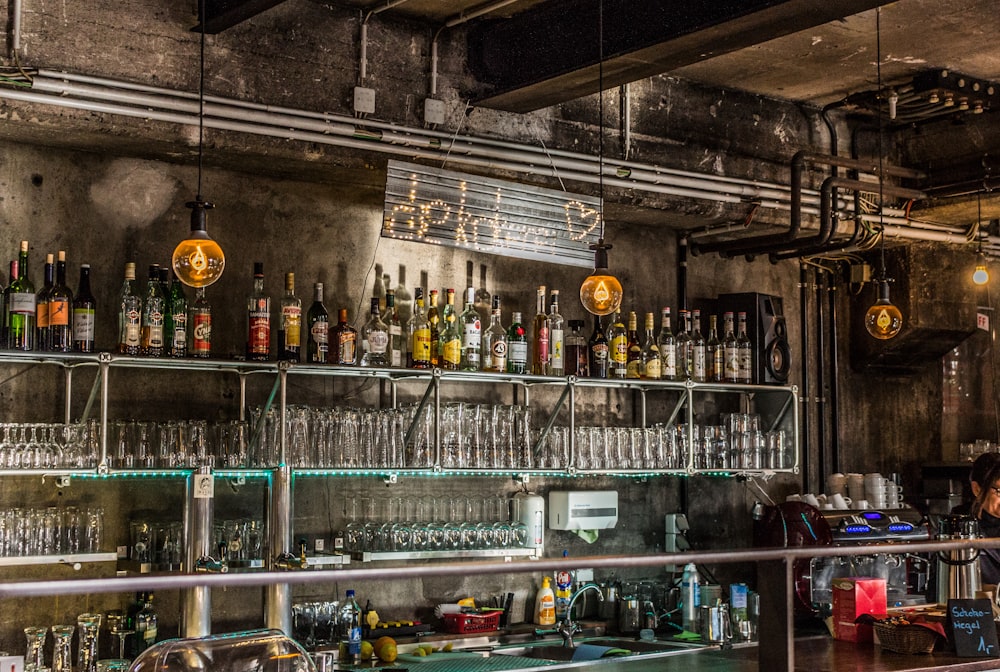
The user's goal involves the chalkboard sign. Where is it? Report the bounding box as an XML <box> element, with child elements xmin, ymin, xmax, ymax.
<box><xmin>948</xmin><ymin>598</ymin><xmax>1000</xmax><ymax>657</ymax></box>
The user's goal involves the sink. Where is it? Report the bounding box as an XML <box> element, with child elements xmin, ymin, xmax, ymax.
<box><xmin>490</xmin><ymin>636</ymin><xmax>705</xmax><ymax>662</ymax></box>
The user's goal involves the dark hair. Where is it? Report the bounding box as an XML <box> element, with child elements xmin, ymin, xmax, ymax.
<box><xmin>970</xmin><ymin>452</ymin><xmax>1000</xmax><ymax>517</ymax></box>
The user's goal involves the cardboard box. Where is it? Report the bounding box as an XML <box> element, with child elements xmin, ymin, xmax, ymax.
<box><xmin>832</xmin><ymin>577</ymin><xmax>887</xmax><ymax>642</ymax></box>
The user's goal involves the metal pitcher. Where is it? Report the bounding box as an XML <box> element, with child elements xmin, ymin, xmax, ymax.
<box><xmin>700</xmin><ymin>604</ymin><xmax>732</xmax><ymax>644</ymax></box>
<box><xmin>935</xmin><ymin>514</ymin><xmax>982</xmax><ymax>602</ymax></box>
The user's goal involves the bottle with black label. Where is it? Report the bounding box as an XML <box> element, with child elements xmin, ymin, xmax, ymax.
<box><xmin>588</xmin><ymin>314</ymin><xmax>609</xmax><ymax>379</ymax></box>
<box><xmin>306</xmin><ymin>282</ymin><xmax>329</xmax><ymax>364</ymax></box>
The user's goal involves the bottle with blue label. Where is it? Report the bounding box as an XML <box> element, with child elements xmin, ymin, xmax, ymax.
<box><xmin>555</xmin><ymin>551</ymin><xmax>573</xmax><ymax>621</ymax></box>
<box><xmin>680</xmin><ymin>563</ymin><xmax>700</xmax><ymax>632</ymax></box>
<box><xmin>341</xmin><ymin>589</ymin><xmax>362</xmax><ymax>664</ymax></box>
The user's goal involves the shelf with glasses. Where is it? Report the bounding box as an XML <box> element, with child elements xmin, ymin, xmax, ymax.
<box><xmin>0</xmin><ymin>552</ymin><xmax>117</xmax><ymax>567</ymax></box>
<box><xmin>349</xmin><ymin>547</ymin><xmax>537</xmax><ymax>562</ymax></box>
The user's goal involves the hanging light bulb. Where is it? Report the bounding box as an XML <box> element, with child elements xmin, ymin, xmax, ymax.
<box><xmin>580</xmin><ymin>239</ymin><xmax>623</xmax><ymax>315</ymax></box>
<box><xmin>973</xmin><ymin>253</ymin><xmax>990</xmax><ymax>285</ymax></box>
<box><xmin>172</xmin><ymin>0</ymin><xmax>224</xmax><ymax>288</ymax></box>
<box><xmin>864</xmin><ymin>279</ymin><xmax>903</xmax><ymax>339</ymax></box>
<box><xmin>579</xmin><ymin>0</ymin><xmax>623</xmax><ymax>317</ymax></box>
<box><xmin>173</xmin><ymin>198</ymin><xmax>225</xmax><ymax>287</ymax></box>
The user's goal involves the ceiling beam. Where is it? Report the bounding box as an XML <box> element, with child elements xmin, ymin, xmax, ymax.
<box><xmin>197</xmin><ymin>0</ymin><xmax>288</xmax><ymax>34</ymax></box>
<box><xmin>468</xmin><ymin>0</ymin><xmax>895</xmax><ymax>113</ymax></box>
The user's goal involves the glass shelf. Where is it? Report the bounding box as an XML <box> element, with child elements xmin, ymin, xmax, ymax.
<box><xmin>349</xmin><ymin>547</ymin><xmax>537</xmax><ymax>562</ymax></box>
<box><xmin>0</xmin><ymin>552</ymin><xmax>117</xmax><ymax>567</ymax></box>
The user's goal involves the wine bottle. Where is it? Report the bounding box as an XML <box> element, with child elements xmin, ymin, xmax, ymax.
<box><xmin>690</xmin><ymin>309</ymin><xmax>706</xmax><ymax>382</ymax></box>
<box><xmin>565</xmin><ymin>319</ymin><xmax>588</xmax><ymax>377</ymax></box>
<box><xmin>723</xmin><ymin>311</ymin><xmax>739</xmax><ymax>383</ymax></box>
<box><xmin>657</xmin><ymin>307</ymin><xmax>677</xmax><ymax>381</ymax></box>
<box><xmin>72</xmin><ymin>264</ymin><xmax>96</xmax><ymax>353</ymax></box>
<box><xmin>625</xmin><ymin>311</ymin><xmax>642</xmax><ymax>379</ymax></box>
<box><xmin>118</xmin><ymin>262</ymin><xmax>142</xmax><ymax>356</ymax></box>
<box><xmin>548</xmin><ymin>290</ymin><xmax>565</xmax><ymax>376</ymax></box>
<box><xmin>306</xmin><ymin>282</ymin><xmax>329</xmax><ymax>364</ymax></box>
<box><xmin>8</xmin><ymin>241</ymin><xmax>35</xmax><ymax>351</ymax></box>
<box><xmin>35</xmin><ymin>252</ymin><xmax>54</xmax><ymax>351</ymax></box>
<box><xmin>427</xmin><ymin>289</ymin><xmax>440</xmax><ymax>367</ymax></box>
<box><xmin>278</xmin><ymin>272</ymin><xmax>302</xmax><ymax>361</ymax></box>
<box><xmin>675</xmin><ymin>309</ymin><xmax>691</xmax><ymax>380</ymax></box>
<box><xmin>707</xmin><ymin>314</ymin><xmax>723</xmax><ymax>382</ymax></box>
<box><xmin>48</xmin><ymin>251</ymin><xmax>74</xmax><ymax>353</ymax></box>
<box><xmin>641</xmin><ymin>312</ymin><xmax>661</xmax><ymax>380</ymax></box>
<box><xmin>246</xmin><ymin>262</ymin><xmax>271</xmax><ymax>362</ymax></box>
<box><xmin>737</xmin><ymin>311</ymin><xmax>753</xmax><ymax>384</ymax></box>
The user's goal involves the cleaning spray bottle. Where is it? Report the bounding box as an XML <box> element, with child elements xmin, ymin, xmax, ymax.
<box><xmin>535</xmin><ymin>576</ymin><xmax>556</xmax><ymax>625</ymax></box>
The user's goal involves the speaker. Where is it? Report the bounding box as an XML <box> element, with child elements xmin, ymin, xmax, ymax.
<box><xmin>717</xmin><ymin>292</ymin><xmax>791</xmax><ymax>385</ymax></box>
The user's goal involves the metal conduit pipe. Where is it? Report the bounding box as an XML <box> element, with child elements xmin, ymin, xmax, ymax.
<box><xmin>827</xmin><ymin>267</ymin><xmax>841</xmax><ymax>475</ymax></box>
<box><xmin>769</xmin><ymin>214</ymin><xmax>865</xmax><ymax>261</ymax></box>
<box><xmin>692</xmin><ymin>151</ymin><xmax>926</xmax><ymax>257</ymax></box>
<box><xmin>799</xmin><ymin>263</ymin><xmax>810</xmax><ymax>493</ymax></box>
<box><xmin>815</xmin><ymin>270</ymin><xmax>826</xmax><ymax>494</ymax></box>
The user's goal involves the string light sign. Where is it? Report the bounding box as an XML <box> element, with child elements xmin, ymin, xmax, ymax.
<box><xmin>382</xmin><ymin>160</ymin><xmax>602</xmax><ymax>267</ymax></box>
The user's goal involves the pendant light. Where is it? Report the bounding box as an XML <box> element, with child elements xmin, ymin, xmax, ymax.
<box><xmin>579</xmin><ymin>0</ymin><xmax>623</xmax><ymax>316</ymax></box>
<box><xmin>172</xmin><ymin>0</ymin><xmax>225</xmax><ymax>288</ymax></box>
<box><xmin>973</xmin><ymin>190</ymin><xmax>990</xmax><ymax>286</ymax></box>
<box><xmin>864</xmin><ymin>8</ymin><xmax>903</xmax><ymax>340</ymax></box>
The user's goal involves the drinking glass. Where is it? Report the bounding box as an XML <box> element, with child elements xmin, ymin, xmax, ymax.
<box><xmin>344</xmin><ymin>497</ymin><xmax>364</xmax><ymax>552</ymax></box>
<box><xmin>51</xmin><ymin>625</ymin><xmax>74</xmax><ymax>672</ymax></box>
<box><xmin>85</xmin><ymin>507</ymin><xmax>104</xmax><ymax>553</ymax></box>
<box><xmin>77</xmin><ymin>613</ymin><xmax>102</xmax><ymax>672</ymax></box>
<box><xmin>427</xmin><ymin>496</ymin><xmax>446</xmax><ymax>551</ymax></box>
<box><xmin>23</xmin><ymin>626</ymin><xmax>47</xmax><ymax>671</ymax></box>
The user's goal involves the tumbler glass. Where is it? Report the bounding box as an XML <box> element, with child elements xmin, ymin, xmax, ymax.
<box><xmin>77</xmin><ymin>613</ymin><xmax>102</xmax><ymax>672</ymax></box>
<box><xmin>51</xmin><ymin>625</ymin><xmax>74</xmax><ymax>672</ymax></box>
<box><xmin>23</xmin><ymin>626</ymin><xmax>47</xmax><ymax>671</ymax></box>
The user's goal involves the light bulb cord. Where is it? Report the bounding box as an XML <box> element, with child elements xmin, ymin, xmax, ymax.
<box><xmin>197</xmin><ymin>0</ymin><xmax>206</xmax><ymax>202</ymax></box>
<box><xmin>597</xmin><ymin>0</ymin><xmax>604</xmax><ymax>242</ymax></box>
<box><xmin>876</xmin><ymin>7</ymin><xmax>887</xmax><ymax>283</ymax></box>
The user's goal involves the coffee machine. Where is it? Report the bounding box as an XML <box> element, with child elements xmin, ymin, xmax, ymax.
<box><xmin>753</xmin><ymin>502</ymin><xmax>930</xmax><ymax>615</ymax></box>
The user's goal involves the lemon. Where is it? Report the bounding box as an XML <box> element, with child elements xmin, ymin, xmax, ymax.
<box><xmin>414</xmin><ymin>648</ymin><xmax>426</xmax><ymax>657</ymax></box>
<box><xmin>378</xmin><ymin>642</ymin><xmax>398</xmax><ymax>663</ymax></box>
<box><xmin>373</xmin><ymin>636</ymin><xmax>396</xmax><ymax>660</ymax></box>
<box><xmin>442</xmin><ymin>643</ymin><xmax>454</xmax><ymax>652</ymax></box>
<box><xmin>360</xmin><ymin>641</ymin><xmax>374</xmax><ymax>661</ymax></box>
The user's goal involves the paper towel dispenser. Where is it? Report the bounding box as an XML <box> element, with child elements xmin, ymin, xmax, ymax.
<box><xmin>548</xmin><ymin>491</ymin><xmax>618</xmax><ymax>530</ymax></box>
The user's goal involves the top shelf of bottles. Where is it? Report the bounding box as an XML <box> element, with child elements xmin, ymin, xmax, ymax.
<box><xmin>0</xmin><ymin>350</ymin><xmax>796</xmax><ymax>394</ymax></box>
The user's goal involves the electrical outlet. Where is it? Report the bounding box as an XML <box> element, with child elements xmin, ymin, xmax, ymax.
<box><xmin>424</xmin><ymin>97</ymin><xmax>445</xmax><ymax>125</ymax></box>
<box><xmin>664</xmin><ymin>513</ymin><xmax>690</xmax><ymax>572</ymax></box>
<box><xmin>354</xmin><ymin>86</ymin><xmax>376</xmax><ymax>115</ymax></box>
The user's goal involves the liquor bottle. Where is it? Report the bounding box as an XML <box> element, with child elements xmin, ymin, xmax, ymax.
<box><xmin>189</xmin><ymin>287</ymin><xmax>212</xmax><ymax>358</ymax></box>
<box><xmin>588</xmin><ymin>314</ymin><xmax>609</xmax><ymax>379</ymax></box>
<box><xmin>72</xmin><ymin>263</ymin><xmax>96</xmax><ymax>353</ymax></box>
<box><xmin>657</xmin><ymin>307</ymin><xmax>677</xmax><ymax>381</ymax></box>
<box><xmin>278</xmin><ymin>272</ymin><xmax>302</xmax><ymax>361</ymax></box>
<box><xmin>167</xmin><ymin>271</ymin><xmax>188</xmax><ymax>358</ymax></box>
<box><xmin>565</xmin><ymin>319</ymin><xmax>588</xmax><ymax>377</ymax></box>
<box><xmin>408</xmin><ymin>288</ymin><xmax>431</xmax><ymax>369</ymax></box>
<box><xmin>737</xmin><ymin>311</ymin><xmax>753</xmax><ymax>384</ymax></box>
<box><xmin>158</xmin><ymin>267</ymin><xmax>170</xmax><ymax>298</ymax></box>
<box><xmin>707</xmin><ymin>315</ymin><xmax>723</xmax><ymax>382</ymax></box>
<box><xmin>117</xmin><ymin>262</ymin><xmax>142</xmax><ymax>356</ymax></box>
<box><xmin>482</xmin><ymin>295</ymin><xmax>507</xmax><ymax>373</ymax></box>
<box><xmin>530</xmin><ymin>286</ymin><xmax>549</xmax><ymax>375</ymax></box>
<box><xmin>427</xmin><ymin>289</ymin><xmax>440</xmax><ymax>367</ymax></box>
<box><xmin>340</xmin><ymin>589</ymin><xmax>362</xmax><ymax>666</ymax></box>
<box><xmin>373</xmin><ymin>263</ymin><xmax>386</xmax><ymax>313</ymax></box>
<box><xmin>332</xmin><ymin>308</ymin><xmax>358</xmax><ymax>365</ymax></box>
<box><xmin>246</xmin><ymin>262</ymin><xmax>271</xmax><ymax>362</ymax></box>
<box><xmin>460</xmin><ymin>287</ymin><xmax>481</xmax><ymax>371</ymax></box>
<box><xmin>548</xmin><ymin>290</ymin><xmax>565</xmax><ymax>376</ymax></box>
<box><xmin>641</xmin><ymin>312</ymin><xmax>661</xmax><ymax>380</ymax></box>
<box><xmin>625</xmin><ymin>311</ymin><xmax>642</xmax><ymax>379</ymax></box>
<box><xmin>507</xmin><ymin>311</ymin><xmax>528</xmax><ymax>374</ymax></box>
<box><xmin>607</xmin><ymin>311</ymin><xmax>628</xmax><ymax>379</ymax></box>
<box><xmin>438</xmin><ymin>288</ymin><xmax>461</xmax><ymax>370</ymax></box>
<box><xmin>8</xmin><ymin>242</ymin><xmax>36</xmax><ymax>351</ymax></box>
<box><xmin>722</xmin><ymin>311</ymin><xmax>739</xmax><ymax>383</ymax></box>
<box><xmin>690</xmin><ymin>309</ymin><xmax>706</xmax><ymax>382</ymax></box>
<box><xmin>360</xmin><ymin>298</ymin><xmax>389</xmax><ymax>367</ymax></box>
<box><xmin>133</xmin><ymin>591</ymin><xmax>158</xmax><ymax>656</ymax></box>
<box><xmin>140</xmin><ymin>264</ymin><xmax>166</xmax><ymax>357</ymax></box>
<box><xmin>675</xmin><ymin>309</ymin><xmax>691</xmax><ymax>380</ymax></box>
<box><xmin>48</xmin><ymin>251</ymin><xmax>74</xmax><ymax>353</ymax></box>
<box><xmin>386</xmin><ymin>289</ymin><xmax>403</xmax><ymax>368</ymax></box>
<box><xmin>306</xmin><ymin>282</ymin><xmax>329</xmax><ymax>364</ymax></box>
<box><xmin>35</xmin><ymin>253</ymin><xmax>54</xmax><ymax>351</ymax></box>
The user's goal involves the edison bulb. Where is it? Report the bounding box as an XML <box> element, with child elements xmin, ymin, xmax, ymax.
<box><xmin>579</xmin><ymin>240</ymin><xmax>623</xmax><ymax>316</ymax></box>
<box><xmin>864</xmin><ymin>280</ymin><xmax>903</xmax><ymax>340</ymax></box>
<box><xmin>973</xmin><ymin>254</ymin><xmax>989</xmax><ymax>286</ymax></box>
<box><xmin>173</xmin><ymin>199</ymin><xmax>225</xmax><ymax>288</ymax></box>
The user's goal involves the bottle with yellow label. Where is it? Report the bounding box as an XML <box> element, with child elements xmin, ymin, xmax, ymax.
<box><xmin>534</xmin><ymin>576</ymin><xmax>556</xmax><ymax>625</ymax></box>
<box><xmin>439</xmin><ymin>288</ymin><xmax>461</xmax><ymax>370</ymax></box>
<box><xmin>408</xmin><ymin>288</ymin><xmax>432</xmax><ymax>369</ymax></box>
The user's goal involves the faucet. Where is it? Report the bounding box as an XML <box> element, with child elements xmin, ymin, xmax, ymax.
<box><xmin>557</xmin><ymin>583</ymin><xmax>604</xmax><ymax>648</ymax></box>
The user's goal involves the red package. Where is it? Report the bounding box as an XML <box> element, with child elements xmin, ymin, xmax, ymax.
<box><xmin>832</xmin><ymin>577</ymin><xmax>888</xmax><ymax>642</ymax></box>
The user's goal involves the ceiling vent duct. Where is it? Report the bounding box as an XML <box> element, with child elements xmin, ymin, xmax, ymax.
<box><xmin>845</xmin><ymin>69</ymin><xmax>999</xmax><ymax>125</ymax></box>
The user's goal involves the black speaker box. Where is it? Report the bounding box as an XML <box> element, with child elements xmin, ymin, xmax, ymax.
<box><xmin>716</xmin><ymin>292</ymin><xmax>791</xmax><ymax>385</ymax></box>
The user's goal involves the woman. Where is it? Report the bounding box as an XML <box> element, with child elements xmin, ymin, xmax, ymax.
<box><xmin>953</xmin><ymin>452</ymin><xmax>1000</xmax><ymax>584</ymax></box>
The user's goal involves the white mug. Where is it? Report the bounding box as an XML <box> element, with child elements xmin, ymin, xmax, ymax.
<box><xmin>802</xmin><ymin>493</ymin><xmax>820</xmax><ymax>508</ymax></box>
<box><xmin>786</xmin><ymin>494</ymin><xmax>802</xmax><ymax>502</ymax></box>
<box><xmin>827</xmin><ymin>473</ymin><xmax>847</xmax><ymax>496</ymax></box>
<box><xmin>829</xmin><ymin>493</ymin><xmax>852</xmax><ymax>510</ymax></box>
<box><xmin>854</xmin><ymin>499</ymin><xmax>870</xmax><ymax>510</ymax></box>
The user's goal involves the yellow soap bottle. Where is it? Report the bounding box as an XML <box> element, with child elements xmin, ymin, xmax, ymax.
<box><xmin>535</xmin><ymin>576</ymin><xmax>556</xmax><ymax>625</ymax></box>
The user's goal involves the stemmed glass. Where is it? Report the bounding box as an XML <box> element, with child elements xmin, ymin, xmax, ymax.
<box><xmin>106</xmin><ymin>611</ymin><xmax>135</xmax><ymax>663</ymax></box>
<box><xmin>23</xmin><ymin>625</ymin><xmax>48</xmax><ymax>671</ymax></box>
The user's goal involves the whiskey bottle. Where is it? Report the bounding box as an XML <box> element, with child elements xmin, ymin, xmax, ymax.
<box><xmin>118</xmin><ymin>262</ymin><xmax>142</xmax><ymax>356</ymax></box>
<box><xmin>722</xmin><ymin>311</ymin><xmax>739</xmax><ymax>383</ymax></box>
<box><xmin>35</xmin><ymin>252</ymin><xmax>53</xmax><ymax>351</ymax></box>
<box><xmin>657</xmin><ymin>307</ymin><xmax>677</xmax><ymax>381</ymax></box>
<box><xmin>641</xmin><ymin>312</ymin><xmax>661</xmax><ymax>380</ymax></box>
<box><xmin>507</xmin><ymin>311</ymin><xmax>528</xmax><ymax>374</ymax></box>
<box><xmin>607</xmin><ymin>311</ymin><xmax>628</xmax><ymax>380</ymax></box>
<box><xmin>49</xmin><ymin>251</ymin><xmax>74</xmax><ymax>353</ymax></box>
<box><xmin>189</xmin><ymin>287</ymin><xmax>212</xmax><ymax>358</ymax></box>
<box><xmin>690</xmin><ymin>309</ymin><xmax>706</xmax><ymax>382</ymax></box>
<box><xmin>306</xmin><ymin>282</ymin><xmax>329</xmax><ymax>364</ymax></box>
<box><xmin>625</xmin><ymin>311</ymin><xmax>642</xmax><ymax>379</ymax></box>
<box><xmin>140</xmin><ymin>264</ymin><xmax>166</xmax><ymax>357</ymax></box>
<box><xmin>427</xmin><ymin>289</ymin><xmax>440</xmax><ymax>367</ymax></box>
<box><xmin>530</xmin><ymin>286</ymin><xmax>549</xmax><ymax>375</ymax></box>
<box><xmin>246</xmin><ymin>262</ymin><xmax>271</xmax><ymax>362</ymax></box>
<box><xmin>386</xmin><ymin>289</ymin><xmax>403</xmax><ymax>368</ymax></box>
<box><xmin>439</xmin><ymin>288</ymin><xmax>461</xmax><ymax>370</ymax></box>
<box><xmin>360</xmin><ymin>298</ymin><xmax>389</xmax><ymax>367</ymax></box>
<box><xmin>588</xmin><ymin>314</ymin><xmax>609</xmax><ymax>379</ymax></box>
<box><xmin>72</xmin><ymin>263</ymin><xmax>96</xmax><ymax>353</ymax></box>
<box><xmin>278</xmin><ymin>272</ymin><xmax>302</xmax><ymax>361</ymax></box>
<box><xmin>565</xmin><ymin>319</ymin><xmax>588</xmax><ymax>377</ymax></box>
<box><xmin>481</xmin><ymin>295</ymin><xmax>507</xmax><ymax>373</ymax></box>
<box><xmin>332</xmin><ymin>308</ymin><xmax>358</xmax><ymax>365</ymax></box>
<box><xmin>167</xmin><ymin>270</ymin><xmax>188</xmax><ymax>358</ymax></box>
<box><xmin>548</xmin><ymin>290</ymin><xmax>565</xmax><ymax>376</ymax></box>
<box><xmin>707</xmin><ymin>314</ymin><xmax>723</xmax><ymax>382</ymax></box>
<box><xmin>737</xmin><ymin>311</ymin><xmax>753</xmax><ymax>384</ymax></box>
<box><xmin>460</xmin><ymin>287</ymin><xmax>482</xmax><ymax>371</ymax></box>
<box><xmin>408</xmin><ymin>288</ymin><xmax>432</xmax><ymax>369</ymax></box>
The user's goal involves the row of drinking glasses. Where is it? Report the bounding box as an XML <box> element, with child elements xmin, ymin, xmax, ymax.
<box><xmin>0</xmin><ymin>423</ymin><xmax>89</xmax><ymax>470</ymax></box>
<box><xmin>105</xmin><ymin>419</ymin><xmax>249</xmax><ymax>469</ymax></box>
<box><xmin>130</xmin><ymin>518</ymin><xmax>266</xmax><ymax>566</ymax></box>
<box><xmin>342</xmin><ymin>495</ymin><xmax>528</xmax><ymax>553</ymax></box>
<box><xmin>0</xmin><ymin>506</ymin><xmax>103</xmax><ymax>557</ymax></box>
<box><xmin>690</xmin><ymin>425</ymin><xmax>792</xmax><ymax>470</ymax></box>
<box><xmin>292</xmin><ymin>601</ymin><xmax>341</xmax><ymax>650</ymax></box>
<box><xmin>23</xmin><ymin>612</ymin><xmax>112</xmax><ymax>672</ymax></box>
<box><xmin>537</xmin><ymin>425</ymin><xmax>686</xmax><ymax>471</ymax></box>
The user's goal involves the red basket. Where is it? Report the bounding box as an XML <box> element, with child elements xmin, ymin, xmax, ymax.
<box><xmin>442</xmin><ymin>610</ymin><xmax>501</xmax><ymax>634</ymax></box>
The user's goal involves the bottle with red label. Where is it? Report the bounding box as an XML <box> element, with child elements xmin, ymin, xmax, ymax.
<box><xmin>189</xmin><ymin>287</ymin><xmax>212</xmax><ymax>358</ymax></box>
<box><xmin>531</xmin><ymin>286</ymin><xmax>549</xmax><ymax>375</ymax></box>
<box><xmin>331</xmin><ymin>308</ymin><xmax>357</xmax><ymax>365</ymax></box>
<box><xmin>246</xmin><ymin>262</ymin><xmax>271</xmax><ymax>361</ymax></box>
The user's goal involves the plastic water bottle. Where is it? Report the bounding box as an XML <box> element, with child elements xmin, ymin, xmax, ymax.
<box><xmin>340</xmin><ymin>589</ymin><xmax>362</xmax><ymax>664</ymax></box>
<box><xmin>680</xmin><ymin>563</ymin><xmax>700</xmax><ymax>632</ymax></box>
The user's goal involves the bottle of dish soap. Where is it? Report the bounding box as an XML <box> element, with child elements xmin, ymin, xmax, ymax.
<box><xmin>535</xmin><ymin>576</ymin><xmax>556</xmax><ymax>625</ymax></box>
<box><xmin>555</xmin><ymin>551</ymin><xmax>573</xmax><ymax>621</ymax></box>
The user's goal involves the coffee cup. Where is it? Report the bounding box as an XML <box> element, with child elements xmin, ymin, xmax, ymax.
<box><xmin>827</xmin><ymin>473</ymin><xmax>847</xmax><ymax>496</ymax></box>
<box><xmin>786</xmin><ymin>494</ymin><xmax>802</xmax><ymax>502</ymax></box>
<box><xmin>854</xmin><ymin>499</ymin><xmax>870</xmax><ymax>510</ymax></box>
<box><xmin>829</xmin><ymin>493</ymin><xmax>852</xmax><ymax>509</ymax></box>
<box><xmin>802</xmin><ymin>493</ymin><xmax>820</xmax><ymax>508</ymax></box>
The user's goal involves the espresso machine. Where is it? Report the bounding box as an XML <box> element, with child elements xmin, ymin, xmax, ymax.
<box><xmin>753</xmin><ymin>502</ymin><xmax>930</xmax><ymax>615</ymax></box>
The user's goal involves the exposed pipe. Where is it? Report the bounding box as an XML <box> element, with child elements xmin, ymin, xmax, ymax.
<box><xmin>12</xmin><ymin>0</ymin><xmax>23</xmax><ymax>53</ymax></box>
<box><xmin>815</xmin><ymin>270</ymin><xmax>826</xmax><ymax>493</ymax></box>
<box><xmin>799</xmin><ymin>263</ymin><xmax>810</xmax><ymax>493</ymax></box>
<box><xmin>677</xmin><ymin>234</ymin><xmax>688</xmax><ymax>311</ymax></box>
<box><xmin>827</xmin><ymin>267</ymin><xmax>841</xmax><ymax>475</ymax></box>
<box><xmin>430</xmin><ymin>0</ymin><xmax>521</xmax><ymax>98</ymax></box>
